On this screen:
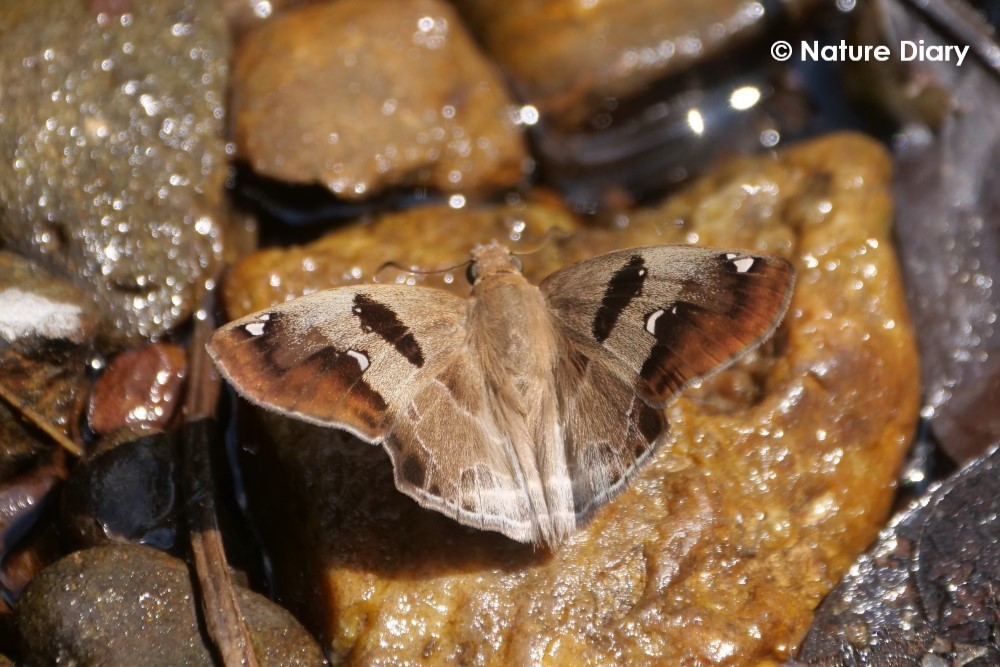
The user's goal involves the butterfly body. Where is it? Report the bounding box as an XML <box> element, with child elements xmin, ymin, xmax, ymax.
<box><xmin>208</xmin><ymin>241</ymin><xmax>794</xmax><ymax>547</ymax></box>
<box><xmin>461</xmin><ymin>244</ymin><xmax>573</xmax><ymax>544</ymax></box>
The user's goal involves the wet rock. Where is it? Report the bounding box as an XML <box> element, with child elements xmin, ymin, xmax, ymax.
<box><xmin>17</xmin><ymin>544</ymin><xmax>327</xmax><ymax>666</ymax></box>
<box><xmin>0</xmin><ymin>252</ymin><xmax>97</xmax><ymax>480</ymax></box>
<box><xmin>533</xmin><ymin>66</ymin><xmax>788</xmax><ymax>212</ymax></box>
<box><xmin>0</xmin><ymin>462</ymin><xmax>64</xmax><ymax>561</ymax></box>
<box><xmin>62</xmin><ymin>433</ymin><xmax>178</xmax><ymax>550</ymax></box>
<box><xmin>88</xmin><ymin>343</ymin><xmax>187</xmax><ymax>436</ymax></box>
<box><xmin>851</xmin><ymin>0</ymin><xmax>1000</xmax><ymax>465</ymax></box>
<box><xmin>227</xmin><ymin>133</ymin><xmax>918</xmax><ymax>664</ymax></box>
<box><xmin>1</xmin><ymin>518</ymin><xmax>60</xmax><ymax>605</ymax></box>
<box><xmin>0</xmin><ymin>0</ymin><xmax>230</xmax><ymax>348</ymax></box>
<box><xmin>793</xmin><ymin>443</ymin><xmax>1000</xmax><ymax>665</ymax></box>
<box><xmin>221</xmin><ymin>0</ymin><xmax>309</xmax><ymax>34</ymax></box>
<box><xmin>0</xmin><ymin>460</ymin><xmax>65</xmax><ymax>619</ymax></box>
<box><xmin>455</xmin><ymin>0</ymin><xmax>814</xmax><ymax>128</ymax></box>
<box><xmin>231</xmin><ymin>0</ymin><xmax>528</xmax><ymax>201</ymax></box>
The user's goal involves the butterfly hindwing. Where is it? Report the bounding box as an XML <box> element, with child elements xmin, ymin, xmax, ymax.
<box><xmin>207</xmin><ymin>285</ymin><xmax>468</xmax><ymax>442</ymax></box>
<box><xmin>555</xmin><ymin>340</ymin><xmax>670</xmax><ymax>522</ymax></box>
<box><xmin>383</xmin><ymin>354</ymin><xmax>541</xmax><ymax>542</ymax></box>
<box><xmin>540</xmin><ymin>245</ymin><xmax>795</xmax><ymax>408</ymax></box>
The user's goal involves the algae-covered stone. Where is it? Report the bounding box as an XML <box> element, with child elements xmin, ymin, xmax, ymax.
<box><xmin>226</xmin><ymin>133</ymin><xmax>918</xmax><ymax>664</ymax></box>
<box><xmin>17</xmin><ymin>544</ymin><xmax>326</xmax><ymax>666</ymax></box>
<box><xmin>231</xmin><ymin>0</ymin><xmax>528</xmax><ymax>200</ymax></box>
<box><xmin>0</xmin><ymin>0</ymin><xmax>230</xmax><ymax>348</ymax></box>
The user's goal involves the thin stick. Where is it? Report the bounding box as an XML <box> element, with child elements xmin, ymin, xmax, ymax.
<box><xmin>183</xmin><ymin>303</ymin><xmax>260</xmax><ymax>667</ymax></box>
<box><xmin>0</xmin><ymin>379</ymin><xmax>84</xmax><ymax>457</ymax></box>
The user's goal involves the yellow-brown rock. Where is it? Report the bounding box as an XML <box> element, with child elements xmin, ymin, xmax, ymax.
<box><xmin>221</xmin><ymin>0</ymin><xmax>310</xmax><ymax>34</ymax></box>
<box><xmin>225</xmin><ymin>133</ymin><xmax>918</xmax><ymax>665</ymax></box>
<box><xmin>232</xmin><ymin>0</ymin><xmax>528</xmax><ymax>200</ymax></box>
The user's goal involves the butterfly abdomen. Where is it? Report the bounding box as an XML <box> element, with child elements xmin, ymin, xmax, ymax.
<box><xmin>468</xmin><ymin>270</ymin><xmax>576</xmax><ymax>545</ymax></box>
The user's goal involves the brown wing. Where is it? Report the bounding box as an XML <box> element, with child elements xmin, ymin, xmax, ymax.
<box><xmin>541</xmin><ymin>245</ymin><xmax>794</xmax><ymax>519</ymax></box>
<box><xmin>555</xmin><ymin>341</ymin><xmax>670</xmax><ymax>522</ymax></box>
<box><xmin>541</xmin><ymin>245</ymin><xmax>794</xmax><ymax>408</ymax></box>
<box><xmin>210</xmin><ymin>283</ymin><xmax>571</xmax><ymax>545</ymax></box>
<box><xmin>207</xmin><ymin>285</ymin><xmax>467</xmax><ymax>443</ymax></box>
<box><xmin>383</xmin><ymin>354</ymin><xmax>542</xmax><ymax>543</ymax></box>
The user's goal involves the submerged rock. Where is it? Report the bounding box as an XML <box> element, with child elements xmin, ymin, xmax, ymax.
<box><xmin>224</xmin><ymin>133</ymin><xmax>918</xmax><ymax>664</ymax></box>
<box><xmin>0</xmin><ymin>0</ymin><xmax>230</xmax><ymax>348</ymax></box>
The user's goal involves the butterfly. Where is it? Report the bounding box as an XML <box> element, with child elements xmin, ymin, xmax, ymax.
<box><xmin>208</xmin><ymin>241</ymin><xmax>794</xmax><ymax>547</ymax></box>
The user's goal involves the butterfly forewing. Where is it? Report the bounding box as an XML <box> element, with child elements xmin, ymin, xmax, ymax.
<box><xmin>540</xmin><ymin>246</ymin><xmax>795</xmax><ymax>408</ymax></box>
<box><xmin>207</xmin><ymin>285</ymin><xmax>468</xmax><ymax>442</ymax></box>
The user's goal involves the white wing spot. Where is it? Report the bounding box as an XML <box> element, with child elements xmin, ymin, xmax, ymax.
<box><xmin>726</xmin><ymin>252</ymin><xmax>738</xmax><ymax>260</ymax></box>
<box><xmin>645</xmin><ymin>309</ymin><xmax>664</xmax><ymax>334</ymax></box>
<box><xmin>347</xmin><ymin>349</ymin><xmax>370</xmax><ymax>371</ymax></box>
<box><xmin>733</xmin><ymin>257</ymin><xmax>755</xmax><ymax>273</ymax></box>
<box><xmin>259</xmin><ymin>313</ymin><xmax>271</xmax><ymax>321</ymax></box>
<box><xmin>244</xmin><ymin>322</ymin><xmax>266</xmax><ymax>337</ymax></box>
<box><xmin>637</xmin><ymin>268</ymin><xmax>646</xmax><ymax>277</ymax></box>
<box><xmin>671</xmin><ymin>305</ymin><xmax>678</xmax><ymax>314</ymax></box>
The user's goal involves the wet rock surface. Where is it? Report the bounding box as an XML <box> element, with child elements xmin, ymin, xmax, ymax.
<box><xmin>0</xmin><ymin>251</ymin><xmax>97</xmax><ymax>479</ymax></box>
<box><xmin>16</xmin><ymin>543</ymin><xmax>327</xmax><ymax>667</ymax></box>
<box><xmin>62</xmin><ymin>433</ymin><xmax>178</xmax><ymax>550</ymax></box>
<box><xmin>794</xmin><ymin>444</ymin><xmax>1000</xmax><ymax>666</ymax></box>
<box><xmin>231</xmin><ymin>0</ymin><xmax>527</xmax><ymax>200</ymax></box>
<box><xmin>0</xmin><ymin>0</ymin><xmax>230</xmax><ymax>348</ymax></box>
<box><xmin>227</xmin><ymin>133</ymin><xmax>919</xmax><ymax>664</ymax></box>
<box><xmin>455</xmin><ymin>0</ymin><xmax>807</xmax><ymax>128</ymax></box>
<box><xmin>0</xmin><ymin>464</ymin><xmax>59</xmax><ymax>537</ymax></box>
<box><xmin>88</xmin><ymin>342</ymin><xmax>187</xmax><ymax>436</ymax></box>
<box><xmin>855</xmin><ymin>0</ymin><xmax>1000</xmax><ymax>465</ymax></box>
<box><xmin>0</xmin><ymin>462</ymin><xmax>64</xmax><ymax>590</ymax></box>
<box><xmin>221</xmin><ymin>0</ymin><xmax>309</xmax><ymax>34</ymax></box>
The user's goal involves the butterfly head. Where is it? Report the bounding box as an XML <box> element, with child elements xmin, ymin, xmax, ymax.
<box><xmin>467</xmin><ymin>240</ymin><xmax>523</xmax><ymax>285</ymax></box>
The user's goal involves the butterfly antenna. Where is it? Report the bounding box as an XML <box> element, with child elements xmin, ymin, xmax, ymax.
<box><xmin>510</xmin><ymin>227</ymin><xmax>573</xmax><ymax>257</ymax></box>
<box><xmin>375</xmin><ymin>258</ymin><xmax>472</xmax><ymax>277</ymax></box>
